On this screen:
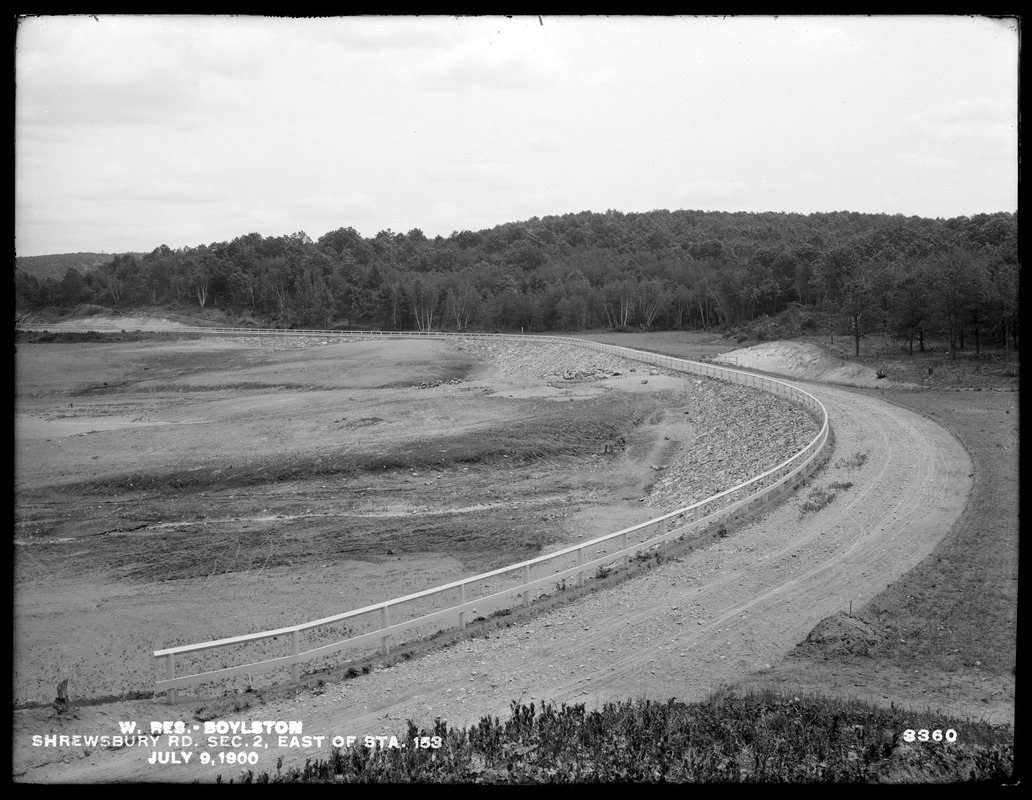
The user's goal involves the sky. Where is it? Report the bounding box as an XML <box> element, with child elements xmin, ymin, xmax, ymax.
<box><xmin>14</xmin><ymin>15</ymin><xmax>1019</xmax><ymax>258</ymax></box>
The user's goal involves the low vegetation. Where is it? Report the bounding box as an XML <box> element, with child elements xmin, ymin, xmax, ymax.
<box><xmin>225</xmin><ymin>693</ymin><xmax>1013</xmax><ymax>784</ymax></box>
<box><xmin>799</xmin><ymin>450</ymin><xmax>864</xmax><ymax>517</ymax></box>
<box><xmin>834</xmin><ymin>450</ymin><xmax>868</xmax><ymax>471</ymax></box>
<box><xmin>800</xmin><ymin>485</ymin><xmax>837</xmax><ymax>516</ymax></box>
<box><xmin>16</xmin><ymin>329</ymin><xmax>197</xmax><ymax>344</ymax></box>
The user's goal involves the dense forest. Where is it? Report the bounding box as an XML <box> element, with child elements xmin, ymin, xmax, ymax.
<box><xmin>14</xmin><ymin>209</ymin><xmax>1019</xmax><ymax>356</ymax></box>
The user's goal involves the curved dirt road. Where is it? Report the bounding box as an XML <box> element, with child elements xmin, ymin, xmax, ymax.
<box><xmin>17</xmin><ymin>381</ymin><xmax>972</xmax><ymax>783</ymax></box>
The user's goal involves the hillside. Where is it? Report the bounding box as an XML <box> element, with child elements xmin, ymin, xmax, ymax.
<box><xmin>15</xmin><ymin>252</ymin><xmax>140</xmax><ymax>281</ymax></box>
<box><xmin>13</xmin><ymin>210</ymin><xmax>1017</xmax><ymax>349</ymax></box>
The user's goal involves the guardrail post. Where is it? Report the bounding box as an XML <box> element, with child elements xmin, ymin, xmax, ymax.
<box><xmin>522</xmin><ymin>565</ymin><xmax>531</xmax><ymax>607</ymax></box>
<box><xmin>621</xmin><ymin>532</ymin><xmax>628</xmax><ymax>565</ymax></box>
<box><xmin>290</xmin><ymin>630</ymin><xmax>300</xmax><ymax>683</ymax></box>
<box><xmin>165</xmin><ymin>653</ymin><xmax>176</xmax><ymax>704</ymax></box>
<box><xmin>458</xmin><ymin>584</ymin><xmax>466</xmax><ymax>629</ymax></box>
<box><xmin>576</xmin><ymin>547</ymin><xmax>584</xmax><ymax>587</ymax></box>
<box><xmin>380</xmin><ymin>606</ymin><xmax>390</xmax><ymax>656</ymax></box>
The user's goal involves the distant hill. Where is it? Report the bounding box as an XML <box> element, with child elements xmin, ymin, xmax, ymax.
<box><xmin>15</xmin><ymin>252</ymin><xmax>143</xmax><ymax>281</ymax></box>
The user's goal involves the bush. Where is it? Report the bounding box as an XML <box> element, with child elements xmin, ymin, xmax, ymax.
<box><xmin>800</xmin><ymin>485</ymin><xmax>835</xmax><ymax>516</ymax></box>
<box><xmin>233</xmin><ymin>693</ymin><xmax>1014</xmax><ymax>783</ymax></box>
<box><xmin>834</xmin><ymin>451</ymin><xmax>868</xmax><ymax>471</ymax></box>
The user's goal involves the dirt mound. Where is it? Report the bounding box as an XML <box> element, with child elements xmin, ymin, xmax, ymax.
<box><xmin>42</xmin><ymin>314</ymin><xmax>188</xmax><ymax>331</ymax></box>
<box><xmin>796</xmin><ymin>612</ymin><xmax>888</xmax><ymax>658</ymax></box>
<box><xmin>18</xmin><ymin>304</ymin><xmax>251</xmax><ymax>331</ymax></box>
<box><xmin>717</xmin><ymin>341</ymin><xmax>916</xmax><ymax>388</ymax></box>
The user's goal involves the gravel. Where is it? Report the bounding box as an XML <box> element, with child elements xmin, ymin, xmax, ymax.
<box><xmin>647</xmin><ymin>380</ymin><xmax>818</xmax><ymax>509</ymax></box>
<box><xmin>453</xmin><ymin>338</ymin><xmax>820</xmax><ymax>510</ymax></box>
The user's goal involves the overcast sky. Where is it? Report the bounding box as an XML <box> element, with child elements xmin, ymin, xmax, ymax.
<box><xmin>15</xmin><ymin>15</ymin><xmax>1019</xmax><ymax>258</ymax></box>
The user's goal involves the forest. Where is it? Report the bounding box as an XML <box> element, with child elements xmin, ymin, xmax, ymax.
<box><xmin>14</xmin><ymin>208</ymin><xmax>1019</xmax><ymax>357</ymax></box>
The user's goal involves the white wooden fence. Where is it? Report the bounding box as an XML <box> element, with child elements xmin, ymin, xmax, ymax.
<box><xmin>132</xmin><ymin>329</ymin><xmax>830</xmax><ymax>702</ymax></box>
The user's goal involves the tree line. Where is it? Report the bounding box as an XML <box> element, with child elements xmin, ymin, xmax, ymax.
<box><xmin>15</xmin><ymin>208</ymin><xmax>1018</xmax><ymax>356</ymax></box>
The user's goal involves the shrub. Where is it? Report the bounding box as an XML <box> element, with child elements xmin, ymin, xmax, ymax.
<box><xmin>800</xmin><ymin>485</ymin><xmax>835</xmax><ymax>516</ymax></box>
<box><xmin>234</xmin><ymin>693</ymin><xmax>1014</xmax><ymax>783</ymax></box>
<box><xmin>834</xmin><ymin>450</ymin><xmax>868</xmax><ymax>471</ymax></box>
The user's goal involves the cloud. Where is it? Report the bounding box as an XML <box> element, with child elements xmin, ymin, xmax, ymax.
<box><xmin>289</xmin><ymin>192</ymin><xmax>378</xmax><ymax>223</ymax></box>
<box><xmin>14</xmin><ymin>15</ymin><xmax>1019</xmax><ymax>256</ymax></box>
<box><xmin>515</xmin><ymin>129</ymin><xmax>568</xmax><ymax>155</ymax></box>
<box><xmin>412</xmin><ymin>29</ymin><xmax>567</xmax><ymax>93</ymax></box>
<box><xmin>892</xmin><ymin>151</ymin><xmax>962</xmax><ymax>174</ymax></box>
<box><xmin>898</xmin><ymin>97</ymin><xmax>1016</xmax><ymax>164</ymax></box>
<box><xmin>16</xmin><ymin>17</ymin><xmax>216</xmax><ymax>133</ymax></box>
<box><xmin>901</xmin><ymin>97</ymin><xmax>1015</xmax><ymax>141</ymax></box>
<box><xmin>422</xmin><ymin>161</ymin><xmax>524</xmax><ymax>185</ymax></box>
<box><xmin>674</xmin><ymin>178</ymin><xmax>752</xmax><ymax>208</ymax></box>
<box><xmin>425</xmin><ymin>199</ymin><xmax>472</xmax><ymax>232</ymax></box>
<box><xmin>670</xmin><ymin>176</ymin><xmax>804</xmax><ymax>213</ymax></box>
<box><xmin>82</xmin><ymin>180</ymin><xmax>231</xmax><ymax>206</ymax></box>
<box><xmin>770</xmin><ymin>16</ymin><xmax>855</xmax><ymax>50</ymax></box>
<box><xmin>510</xmin><ymin>187</ymin><xmax>575</xmax><ymax>220</ymax></box>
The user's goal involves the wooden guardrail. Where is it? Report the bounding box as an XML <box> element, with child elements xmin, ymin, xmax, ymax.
<box><xmin>117</xmin><ymin>328</ymin><xmax>829</xmax><ymax>702</ymax></box>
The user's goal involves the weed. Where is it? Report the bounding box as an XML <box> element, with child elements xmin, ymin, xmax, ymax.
<box><xmin>717</xmin><ymin>524</ymin><xmax>729</xmax><ymax>538</ymax></box>
<box><xmin>834</xmin><ymin>450</ymin><xmax>868</xmax><ymax>471</ymax></box>
<box><xmin>800</xmin><ymin>485</ymin><xmax>836</xmax><ymax>516</ymax></box>
<box><xmin>237</xmin><ymin>692</ymin><xmax>1014</xmax><ymax>783</ymax></box>
<box><xmin>631</xmin><ymin>547</ymin><xmax>666</xmax><ymax>568</ymax></box>
<box><xmin>828</xmin><ymin>481</ymin><xmax>853</xmax><ymax>491</ymax></box>
<box><xmin>594</xmin><ymin>564</ymin><xmax>613</xmax><ymax>580</ymax></box>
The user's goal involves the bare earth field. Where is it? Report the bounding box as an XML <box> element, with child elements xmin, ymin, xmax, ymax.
<box><xmin>11</xmin><ymin>325</ymin><xmax>1017</xmax><ymax>783</ymax></box>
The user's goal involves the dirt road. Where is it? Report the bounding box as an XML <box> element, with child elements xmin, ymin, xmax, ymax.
<box><xmin>16</xmin><ymin>379</ymin><xmax>972</xmax><ymax>783</ymax></box>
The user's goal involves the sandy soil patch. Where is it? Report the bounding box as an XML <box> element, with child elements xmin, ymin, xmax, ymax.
<box><xmin>14</xmin><ymin>415</ymin><xmax>177</xmax><ymax>439</ymax></box>
<box><xmin>38</xmin><ymin>315</ymin><xmax>191</xmax><ymax>331</ymax></box>
<box><xmin>715</xmin><ymin>340</ymin><xmax>922</xmax><ymax>389</ymax></box>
